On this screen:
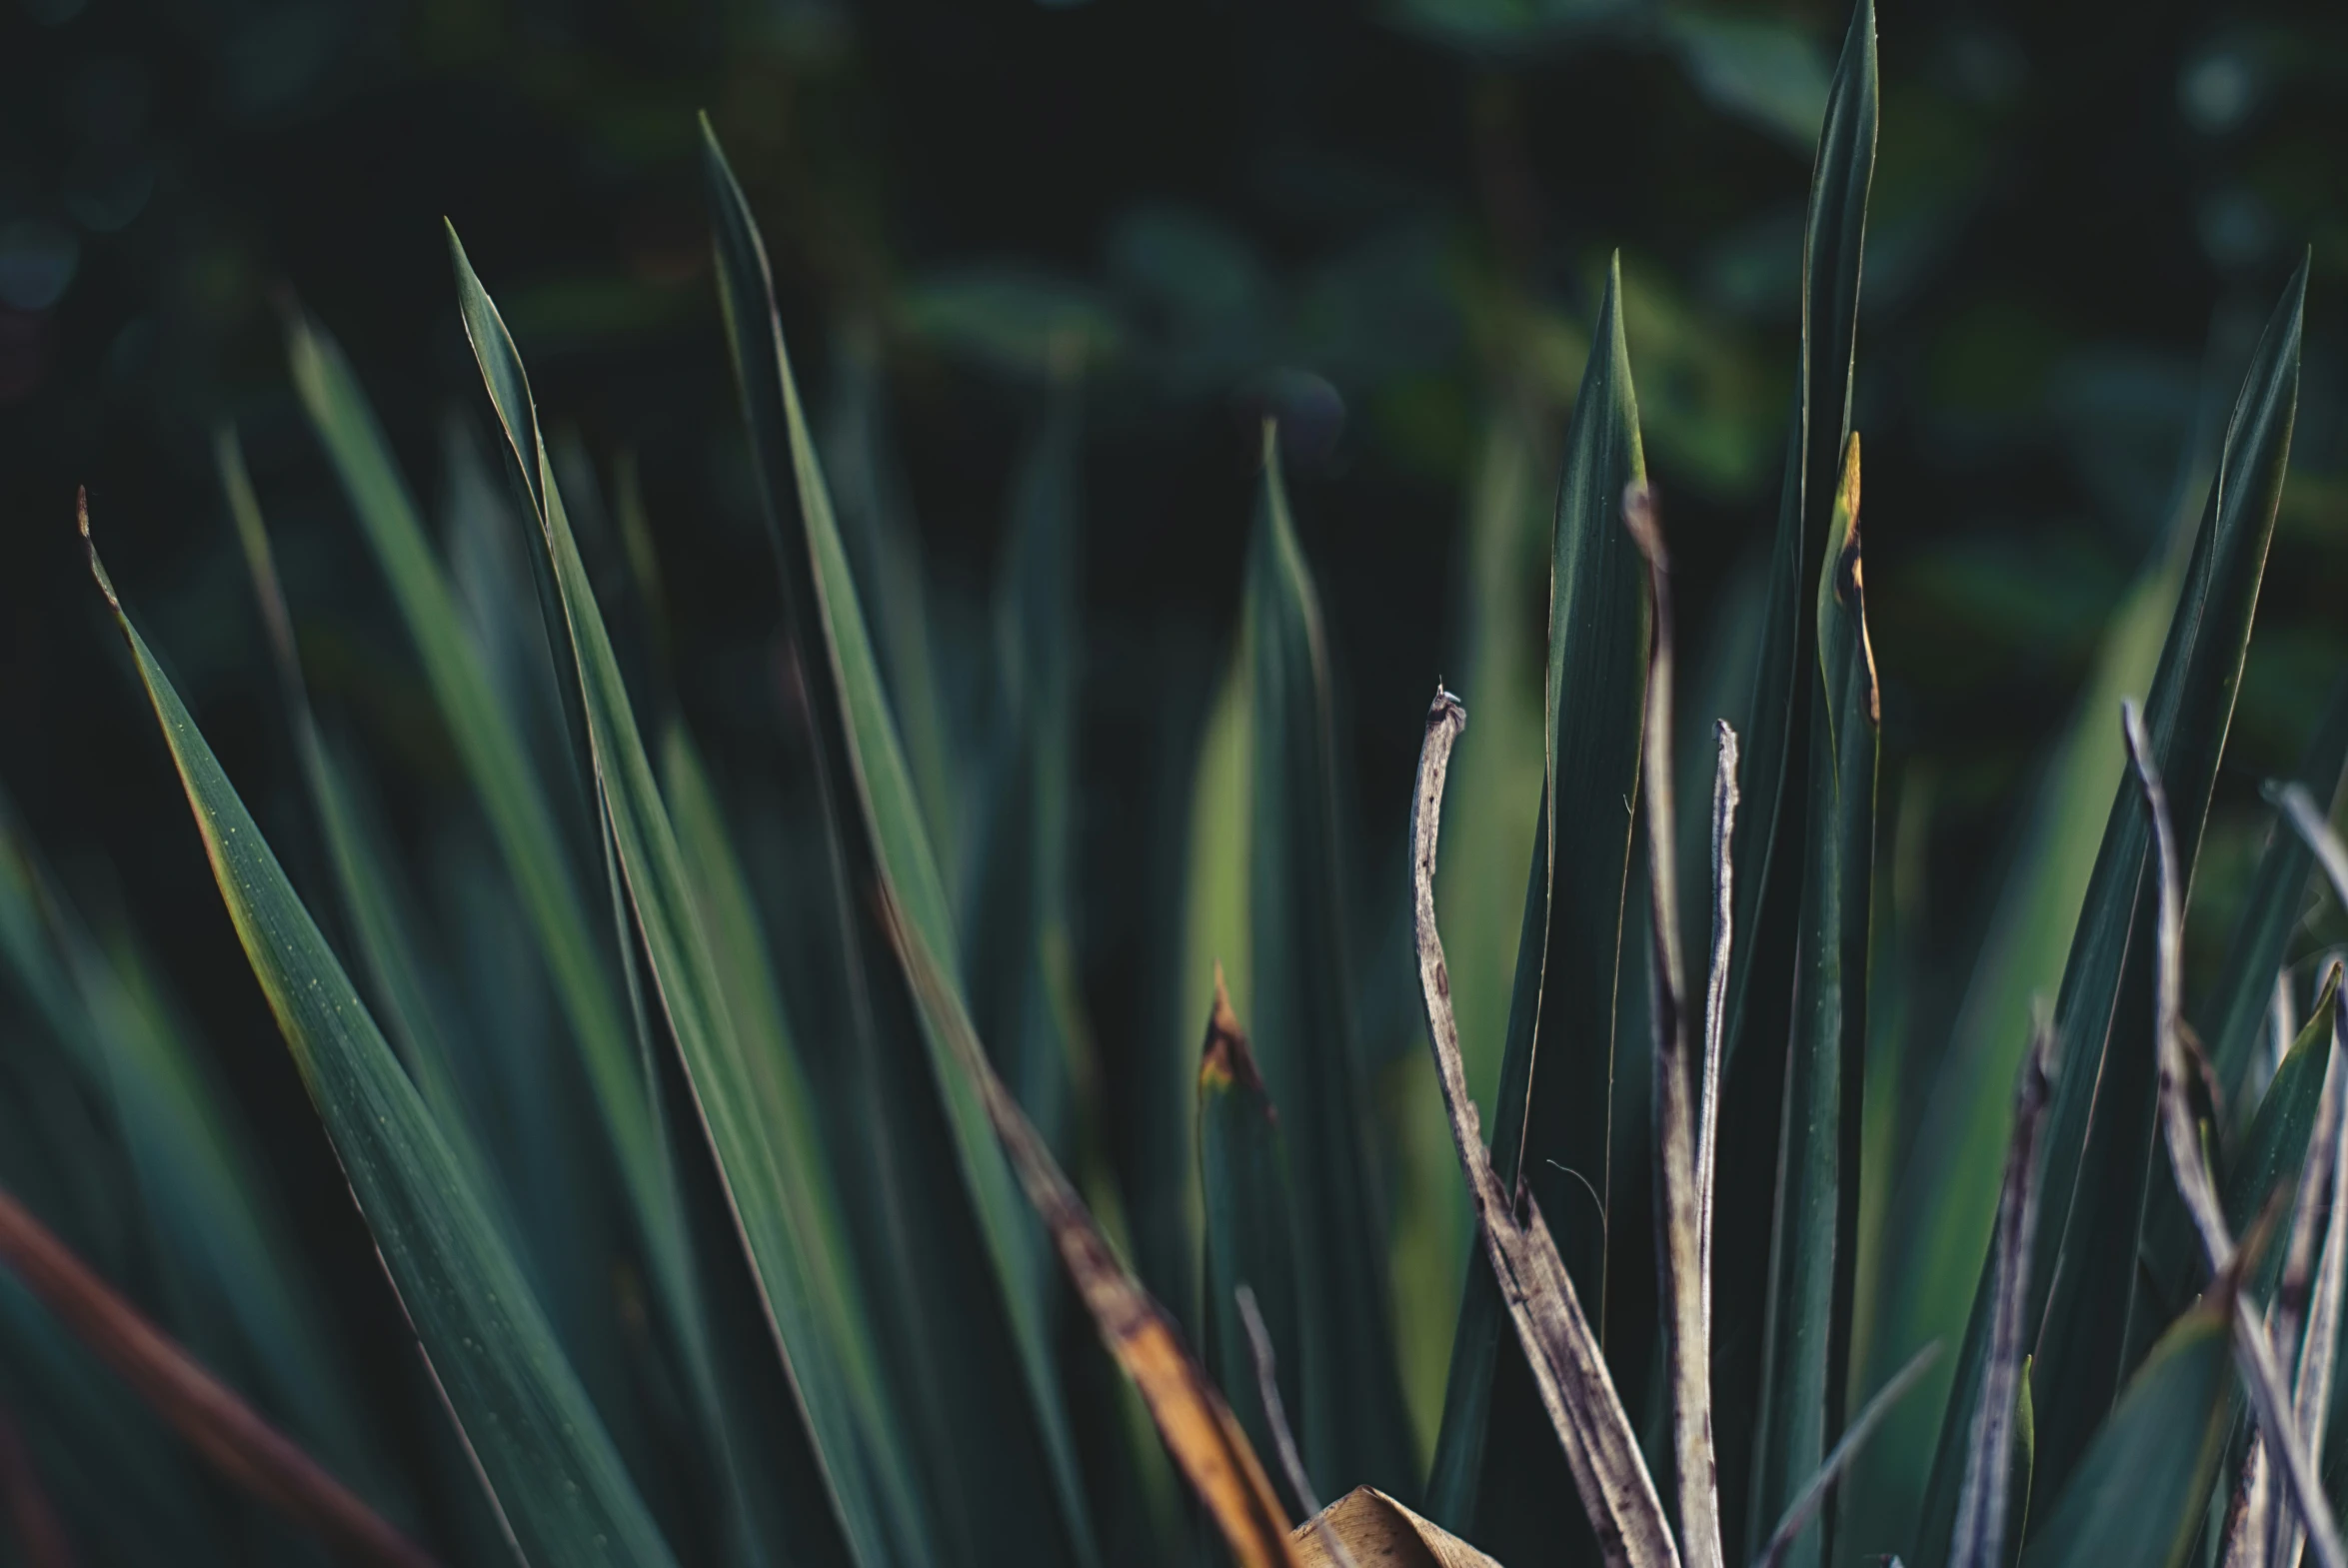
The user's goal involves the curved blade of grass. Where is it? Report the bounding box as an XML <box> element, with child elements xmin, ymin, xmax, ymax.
<box><xmin>2202</xmin><ymin>678</ymin><xmax>2348</xmax><ymax>1122</ymax></box>
<box><xmin>448</xmin><ymin>231</ymin><xmax>925</xmax><ymax>1568</ymax></box>
<box><xmin>1427</xmin><ymin>257</ymin><xmax>1649</xmax><ymax>1541</ymax></box>
<box><xmin>2018</xmin><ymin>1304</ymin><xmax>2235</xmax><ymax>1568</ymax></box>
<box><xmin>1750</xmin><ymin>434</ymin><xmax>1877</xmax><ymax>1568</ymax></box>
<box><xmin>2130</xmin><ymin>703</ymin><xmax>2346</xmax><ymax>1568</ymax></box>
<box><xmin>1412</xmin><ymin>689</ymin><xmax>1679</xmax><ymax>1568</ymax></box>
<box><xmin>0</xmin><ymin>1189</ymin><xmax>433</xmax><ymax>1568</ymax></box>
<box><xmin>1924</xmin><ymin>256</ymin><xmax>2307</xmax><ymax>1527</ymax></box>
<box><xmin>1623</xmin><ymin>482</ymin><xmax>1724</xmax><ymax>1568</ymax></box>
<box><xmin>884</xmin><ymin>893</ymin><xmax>1302</xmax><ymax>1568</ymax></box>
<box><xmin>83</xmin><ymin>501</ymin><xmax>676</xmax><ymax>1567</ymax></box>
<box><xmin>701</xmin><ymin>123</ymin><xmax>1099</xmax><ymax>1566</ymax></box>
<box><xmin>1199</xmin><ymin>973</ymin><xmax>1303</xmax><ymax>1511</ymax></box>
<box><xmin>1246</xmin><ymin>425</ymin><xmax>1419</xmax><ymax>1502</ymax></box>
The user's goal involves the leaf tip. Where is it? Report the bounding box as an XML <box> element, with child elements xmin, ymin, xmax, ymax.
<box><xmin>1201</xmin><ymin>969</ymin><xmax>1265</xmax><ymax>1099</ymax></box>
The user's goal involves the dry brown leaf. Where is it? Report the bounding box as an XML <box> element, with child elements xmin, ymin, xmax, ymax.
<box><xmin>1291</xmin><ymin>1488</ymin><xmax>1504</xmax><ymax>1568</ymax></box>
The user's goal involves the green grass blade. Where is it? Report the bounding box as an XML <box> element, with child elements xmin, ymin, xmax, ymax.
<box><xmin>1425</xmin><ymin>258</ymin><xmax>1648</xmax><ymax>1545</ymax></box>
<box><xmin>285</xmin><ymin>313</ymin><xmax>688</xmax><ymax>1320</ymax></box>
<box><xmin>1985</xmin><ymin>256</ymin><xmax>2306</xmax><ymax>1503</ymax></box>
<box><xmin>1749</xmin><ymin>435</ymin><xmax>1876</xmax><ymax>1568</ymax></box>
<box><xmin>1246</xmin><ymin>427</ymin><xmax>1419</xmax><ymax>1503</ymax></box>
<box><xmin>964</xmin><ymin>385</ymin><xmax>1084</xmax><ymax>1181</ymax></box>
<box><xmin>2018</xmin><ymin>1305</ymin><xmax>2233</xmax><ymax>1568</ymax></box>
<box><xmin>447</xmin><ymin>230</ymin><xmax>917</xmax><ymax>1568</ymax></box>
<box><xmin>83</xmin><ymin>507</ymin><xmax>677</xmax><ymax>1568</ymax></box>
<box><xmin>1196</xmin><ymin>975</ymin><xmax>1303</xmax><ymax>1514</ymax></box>
<box><xmin>820</xmin><ymin>333</ymin><xmax>965</xmax><ymax>883</ymax></box>
<box><xmin>2200</xmin><ymin>676</ymin><xmax>2348</xmax><ymax>1120</ymax></box>
<box><xmin>702</xmin><ymin>122</ymin><xmax>1101</xmax><ymax>1567</ymax></box>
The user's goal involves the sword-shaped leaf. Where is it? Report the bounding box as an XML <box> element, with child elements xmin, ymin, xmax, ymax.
<box><xmin>83</xmin><ymin>500</ymin><xmax>675</xmax><ymax>1567</ymax></box>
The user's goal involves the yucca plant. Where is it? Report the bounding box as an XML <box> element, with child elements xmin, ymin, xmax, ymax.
<box><xmin>6</xmin><ymin>2</ymin><xmax>2348</xmax><ymax>1566</ymax></box>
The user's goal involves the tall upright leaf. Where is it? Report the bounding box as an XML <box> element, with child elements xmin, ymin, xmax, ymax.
<box><xmin>1749</xmin><ymin>435</ymin><xmax>1877</xmax><ymax>1568</ymax></box>
<box><xmin>1245</xmin><ymin>425</ymin><xmax>1418</xmax><ymax>1502</ymax></box>
<box><xmin>1426</xmin><ymin>256</ymin><xmax>1648</xmax><ymax>1550</ymax></box>
<box><xmin>84</xmin><ymin>504</ymin><xmax>677</xmax><ymax>1568</ymax></box>
<box><xmin>1922</xmin><ymin>255</ymin><xmax>2307</xmax><ymax>1529</ymax></box>
<box><xmin>449</xmin><ymin>229</ymin><xmax>927</xmax><ymax>1568</ymax></box>
<box><xmin>700</xmin><ymin>126</ymin><xmax>1099</xmax><ymax>1567</ymax></box>
<box><xmin>1701</xmin><ymin>8</ymin><xmax>1874</xmax><ymax>1545</ymax></box>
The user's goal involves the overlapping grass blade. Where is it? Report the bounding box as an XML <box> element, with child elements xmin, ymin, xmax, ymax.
<box><xmin>701</xmin><ymin>124</ymin><xmax>1099</xmax><ymax>1566</ymax></box>
<box><xmin>1411</xmin><ymin>689</ymin><xmax>1679</xmax><ymax>1568</ymax></box>
<box><xmin>448</xmin><ymin>230</ymin><xmax>918</xmax><ymax>1567</ymax></box>
<box><xmin>1750</xmin><ymin>434</ymin><xmax>1877</xmax><ymax>1568</ymax></box>
<box><xmin>1923</xmin><ymin>256</ymin><xmax>2306</xmax><ymax>1522</ymax></box>
<box><xmin>83</xmin><ymin>501</ymin><xmax>676</xmax><ymax>1566</ymax></box>
<box><xmin>1714</xmin><ymin>0</ymin><xmax>1875</xmax><ymax>1076</ymax></box>
<box><xmin>1427</xmin><ymin>257</ymin><xmax>1648</xmax><ymax>1544</ymax></box>
<box><xmin>2017</xmin><ymin>1305</ymin><xmax>2234</xmax><ymax>1568</ymax></box>
<box><xmin>1706</xmin><ymin>10</ymin><xmax>1874</xmax><ymax>1545</ymax></box>
<box><xmin>284</xmin><ymin>313</ymin><xmax>694</xmax><ymax>1339</ymax></box>
<box><xmin>1242</xmin><ymin>425</ymin><xmax>1419</xmax><ymax>1503</ymax></box>
<box><xmin>884</xmin><ymin>894</ymin><xmax>1302</xmax><ymax>1568</ymax></box>
<box><xmin>1198</xmin><ymin>973</ymin><xmax>1303</xmax><ymax>1510</ymax></box>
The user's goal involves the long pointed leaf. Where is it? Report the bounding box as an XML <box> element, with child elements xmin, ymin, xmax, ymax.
<box><xmin>701</xmin><ymin>125</ymin><xmax>1099</xmax><ymax>1567</ymax></box>
<box><xmin>84</xmin><ymin>501</ymin><xmax>675</xmax><ymax>1567</ymax></box>
<box><xmin>1750</xmin><ymin>433</ymin><xmax>1877</xmax><ymax>1568</ymax></box>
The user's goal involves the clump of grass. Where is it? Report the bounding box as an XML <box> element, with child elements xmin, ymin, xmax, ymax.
<box><xmin>5</xmin><ymin>2</ymin><xmax>2348</xmax><ymax>1565</ymax></box>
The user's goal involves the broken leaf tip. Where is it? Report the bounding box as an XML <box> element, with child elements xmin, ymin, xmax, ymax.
<box><xmin>1201</xmin><ymin>965</ymin><xmax>1267</xmax><ymax>1098</ymax></box>
<box><xmin>78</xmin><ymin>488</ymin><xmax>122</xmax><ymax>613</ymax></box>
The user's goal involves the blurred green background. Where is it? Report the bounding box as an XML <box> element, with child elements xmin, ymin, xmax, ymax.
<box><xmin>4</xmin><ymin>0</ymin><xmax>2348</xmax><ymax>1554</ymax></box>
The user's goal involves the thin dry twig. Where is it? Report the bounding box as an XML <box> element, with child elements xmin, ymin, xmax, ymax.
<box><xmin>1409</xmin><ymin>687</ymin><xmax>1680</xmax><ymax>1568</ymax></box>
<box><xmin>0</xmin><ymin>1188</ymin><xmax>434</xmax><ymax>1568</ymax></box>
<box><xmin>1237</xmin><ymin>1285</ymin><xmax>1356</xmax><ymax>1568</ymax></box>
<box><xmin>2127</xmin><ymin>704</ymin><xmax>2347</xmax><ymax>1568</ymax></box>
<box><xmin>1625</xmin><ymin>481</ymin><xmax>1726</xmax><ymax>1568</ymax></box>
<box><xmin>1948</xmin><ymin>1014</ymin><xmax>2055</xmax><ymax>1568</ymax></box>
